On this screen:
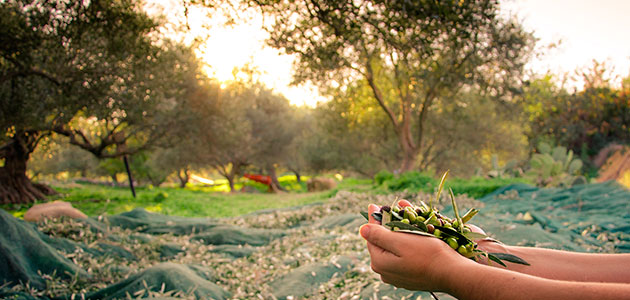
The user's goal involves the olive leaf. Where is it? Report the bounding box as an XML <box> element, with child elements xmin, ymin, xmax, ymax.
<box><xmin>463</xmin><ymin>231</ymin><xmax>488</xmax><ymax>241</ymax></box>
<box><xmin>393</xmin><ymin>229</ymin><xmax>437</xmax><ymax>238</ymax></box>
<box><xmin>432</xmin><ymin>170</ymin><xmax>449</xmax><ymax>209</ymax></box>
<box><xmin>487</xmin><ymin>253</ymin><xmax>507</xmax><ymax>267</ymax></box>
<box><xmin>449</xmin><ymin>188</ymin><xmax>463</xmax><ymax>232</ymax></box>
<box><xmin>360</xmin><ymin>211</ymin><xmax>383</xmax><ymax>222</ymax></box>
<box><xmin>461</xmin><ymin>208</ymin><xmax>479</xmax><ymax>224</ymax></box>
<box><xmin>386</xmin><ymin>221</ymin><xmax>428</xmax><ymax>233</ymax></box>
<box><xmin>488</xmin><ymin>252</ymin><xmax>530</xmax><ymax>266</ymax></box>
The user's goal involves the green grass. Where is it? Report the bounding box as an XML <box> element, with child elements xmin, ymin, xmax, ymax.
<box><xmin>1</xmin><ymin>176</ymin><xmax>343</xmax><ymax>219</ymax></box>
<box><xmin>1</xmin><ymin>173</ymin><xmax>529</xmax><ymax>219</ymax></box>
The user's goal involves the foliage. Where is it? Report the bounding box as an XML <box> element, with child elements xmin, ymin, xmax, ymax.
<box><xmin>525</xmin><ymin>142</ymin><xmax>584</xmax><ymax>187</ymax></box>
<box><xmin>375</xmin><ymin>171</ymin><xmax>531</xmax><ymax>199</ymax></box>
<box><xmin>374</xmin><ymin>170</ymin><xmax>394</xmax><ymax>186</ymax></box>
<box><xmin>255</xmin><ymin>0</ymin><xmax>534</xmax><ymax>172</ymax></box>
<box><xmin>303</xmin><ymin>85</ymin><xmax>400</xmax><ymax>177</ymax></box>
<box><xmin>1</xmin><ymin>0</ymin><xmax>205</xmax><ymax>203</ymax></box>
<box><xmin>524</xmin><ymin>64</ymin><xmax>630</xmax><ymax>161</ymax></box>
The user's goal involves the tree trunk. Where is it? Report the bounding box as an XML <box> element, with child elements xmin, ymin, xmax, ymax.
<box><xmin>288</xmin><ymin>167</ymin><xmax>301</xmax><ymax>183</ymax></box>
<box><xmin>177</xmin><ymin>168</ymin><xmax>190</xmax><ymax>188</ymax></box>
<box><xmin>267</xmin><ymin>165</ymin><xmax>286</xmax><ymax>193</ymax></box>
<box><xmin>398</xmin><ymin>129</ymin><xmax>418</xmax><ymax>173</ymax></box>
<box><xmin>0</xmin><ymin>133</ymin><xmax>56</xmax><ymax>204</ymax></box>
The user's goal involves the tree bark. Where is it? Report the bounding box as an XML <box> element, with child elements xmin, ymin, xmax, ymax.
<box><xmin>177</xmin><ymin>168</ymin><xmax>190</xmax><ymax>188</ymax></box>
<box><xmin>267</xmin><ymin>165</ymin><xmax>286</xmax><ymax>193</ymax></box>
<box><xmin>0</xmin><ymin>133</ymin><xmax>56</xmax><ymax>204</ymax></box>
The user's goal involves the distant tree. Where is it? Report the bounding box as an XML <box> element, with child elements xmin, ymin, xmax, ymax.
<box><xmin>192</xmin><ymin>80</ymin><xmax>252</xmax><ymax>192</ymax></box>
<box><xmin>524</xmin><ymin>66</ymin><xmax>630</xmax><ymax>161</ymax></box>
<box><xmin>246</xmin><ymin>86</ymin><xmax>297</xmax><ymax>192</ymax></box>
<box><xmin>306</xmin><ymin>83</ymin><xmax>400</xmax><ymax>177</ymax></box>
<box><xmin>28</xmin><ymin>136</ymin><xmax>99</xmax><ymax>179</ymax></box>
<box><xmin>254</xmin><ymin>0</ymin><xmax>534</xmax><ymax>172</ymax></box>
<box><xmin>284</xmin><ymin>106</ymin><xmax>315</xmax><ymax>183</ymax></box>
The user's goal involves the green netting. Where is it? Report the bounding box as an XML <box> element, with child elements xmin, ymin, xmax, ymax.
<box><xmin>190</xmin><ymin>225</ymin><xmax>285</xmax><ymax>246</ymax></box>
<box><xmin>77</xmin><ymin>263</ymin><xmax>230</xmax><ymax>300</ymax></box>
<box><xmin>0</xmin><ymin>209</ymin><xmax>87</xmax><ymax>290</ymax></box>
<box><xmin>475</xmin><ymin>181</ymin><xmax>630</xmax><ymax>252</ymax></box>
<box><xmin>101</xmin><ymin>208</ymin><xmax>222</xmax><ymax>235</ymax></box>
<box><xmin>268</xmin><ymin>256</ymin><xmax>354</xmax><ymax>300</ymax></box>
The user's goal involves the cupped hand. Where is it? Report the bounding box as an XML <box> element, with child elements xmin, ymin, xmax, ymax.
<box><xmin>361</xmin><ymin>203</ymin><xmax>474</xmax><ymax>292</ymax></box>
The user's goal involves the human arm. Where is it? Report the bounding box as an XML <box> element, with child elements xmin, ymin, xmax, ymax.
<box><xmin>478</xmin><ymin>239</ymin><xmax>630</xmax><ymax>283</ymax></box>
<box><xmin>361</xmin><ymin>204</ymin><xmax>630</xmax><ymax>299</ymax></box>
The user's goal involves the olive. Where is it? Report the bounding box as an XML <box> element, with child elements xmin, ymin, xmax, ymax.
<box><xmin>427</xmin><ymin>224</ymin><xmax>435</xmax><ymax>234</ymax></box>
<box><xmin>434</xmin><ymin>229</ymin><xmax>442</xmax><ymax>237</ymax></box>
<box><xmin>447</xmin><ymin>237</ymin><xmax>459</xmax><ymax>250</ymax></box>
<box><xmin>457</xmin><ymin>245</ymin><xmax>469</xmax><ymax>256</ymax></box>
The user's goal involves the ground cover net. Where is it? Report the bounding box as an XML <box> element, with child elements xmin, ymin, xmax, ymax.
<box><xmin>1</xmin><ymin>181</ymin><xmax>628</xmax><ymax>299</ymax></box>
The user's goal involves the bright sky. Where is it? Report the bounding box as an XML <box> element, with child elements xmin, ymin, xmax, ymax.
<box><xmin>149</xmin><ymin>0</ymin><xmax>630</xmax><ymax>106</ymax></box>
<box><xmin>501</xmin><ymin>0</ymin><xmax>630</xmax><ymax>86</ymax></box>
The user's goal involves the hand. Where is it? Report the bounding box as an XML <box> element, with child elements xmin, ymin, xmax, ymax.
<box><xmin>361</xmin><ymin>203</ymin><xmax>474</xmax><ymax>292</ymax></box>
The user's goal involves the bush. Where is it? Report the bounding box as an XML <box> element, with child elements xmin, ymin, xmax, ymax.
<box><xmin>374</xmin><ymin>170</ymin><xmax>394</xmax><ymax>186</ymax></box>
<box><xmin>376</xmin><ymin>171</ymin><xmax>530</xmax><ymax>199</ymax></box>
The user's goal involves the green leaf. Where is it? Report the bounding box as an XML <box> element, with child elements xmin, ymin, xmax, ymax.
<box><xmin>487</xmin><ymin>253</ymin><xmax>507</xmax><ymax>267</ymax></box>
<box><xmin>372</xmin><ymin>212</ymin><xmax>382</xmax><ymax>222</ymax></box>
<box><xmin>463</xmin><ymin>231</ymin><xmax>488</xmax><ymax>240</ymax></box>
<box><xmin>394</xmin><ymin>229</ymin><xmax>437</xmax><ymax>238</ymax></box>
<box><xmin>386</xmin><ymin>221</ymin><xmax>428</xmax><ymax>233</ymax></box>
<box><xmin>433</xmin><ymin>170</ymin><xmax>449</xmax><ymax>209</ymax></box>
<box><xmin>360</xmin><ymin>211</ymin><xmax>369</xmax><ymax>221</ymax></box>
<box><xmin>460</xmin><ymin>208</ymin><xmax>479</xmax><ymax>223</ymax></box>
<box><xmin>382</xmin><ymin>211</ymin><xmax>392</xmax><ymax>229</ymax></box>
<box><xmin>449</xmin><ymin>188</ymin><xmax>463</xmax><ymax>232</ymax></box>
<box><xmin>488</xmin><ymin>252</ymin><xmax>530</xmax><ymax>266</ymax></box>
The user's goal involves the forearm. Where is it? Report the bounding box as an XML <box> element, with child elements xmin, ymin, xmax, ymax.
<box><xmin>480</xmin><ymin>241</ymin><xmax>630</xmax><ymax>283</ymax></box>
<box><xmin>446</xmin><ymin>260</ymin><xmax>630</xmax><ymax>300</ymax></box>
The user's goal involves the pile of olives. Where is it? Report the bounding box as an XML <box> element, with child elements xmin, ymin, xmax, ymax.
<box><xmin>373</xmin><ymin>201</ymin><xmax>480</xmax><ymax>257</ymax></box>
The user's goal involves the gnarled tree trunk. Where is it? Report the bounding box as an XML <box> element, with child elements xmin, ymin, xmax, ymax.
<box><xmin>267</xmin><ymin>165</ymin><xmax>286</xmax><ymax>193</ymax></box>
<box><xmin>0</xmin><ymin>132</ymin><xmax>56</xmax><ymax>204</ymax></box>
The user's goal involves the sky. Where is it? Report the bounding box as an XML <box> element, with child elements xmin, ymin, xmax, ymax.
<box><xmin>501</xmin><ymin>0</ymin><xmax>630</xmax><ymax>87</ymax></box>
<box><xmin>149</xmin><ymin>0</ymin><xmax>630</xmax><ymax>106</ymax></box>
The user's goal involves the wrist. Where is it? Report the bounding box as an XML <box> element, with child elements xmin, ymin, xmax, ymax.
<box><xmin>431</xmin><ymin>252</ymin><xmax>480</xmax><ymax>293</ymax></box>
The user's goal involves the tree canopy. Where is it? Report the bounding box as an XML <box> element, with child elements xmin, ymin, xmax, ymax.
<box><xmin>0</xmin><ymin>0</ymin><xmax>202</xmax><ymax>203</ymax></box>
<box><xmin>254</xmin><ymin>0</ymin><xmax>534</xmax><ymax>172</ymax></box>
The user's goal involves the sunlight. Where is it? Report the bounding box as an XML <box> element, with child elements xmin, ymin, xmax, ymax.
<box><xmin>190</xmin><ymin>174</ymin><xmax>215</xmax><ymax>185</ymax></box>
<box><xmin>167</xmin><ymin>3</ymin><xmax>327</xmax><ymax>107</ymax></box>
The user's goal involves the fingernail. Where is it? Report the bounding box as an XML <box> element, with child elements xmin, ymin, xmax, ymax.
<box><xmin>359</xmin><ymin>224</ymin><xmax>370</xmax><ymax>239</ymax></box>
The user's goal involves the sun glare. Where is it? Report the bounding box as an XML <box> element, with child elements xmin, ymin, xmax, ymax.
<box><xmin>150</xmin><ymin>1</ymin><xmax>327</xmax><ymax>107</ymax></box>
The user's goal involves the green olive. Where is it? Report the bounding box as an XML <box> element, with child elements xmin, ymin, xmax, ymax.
<box><xmin>401</xmin><ymin>218</ymin><xmax>410</xmax><ymax>224</ymax></box>
<box><xmin>447</xmin><ymin>237</ymin><xmax>459</xmax><ymax>249</ymax></box>
<box><xmin>434</xmin><ymin>229</ymin><xmax>442</xmax><ymax>237</ymax></box>
<box><xmin>457</xmin><ymin>245</ymin><xmax>468</xmax><ymax>256</ymax></box>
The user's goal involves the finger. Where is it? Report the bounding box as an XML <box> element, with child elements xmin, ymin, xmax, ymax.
<box><xmin>466</xmin><ymin>224</ymin><xmax>486</xmax><ymax>235</ymax></box>
<box><xmin>360</xmin><ymin>224</ymin><xmax>404</xmax><ymax>257</ymax></box>
<box><xmin>368</xmin><ymin>204</ymin><xmax>380</xmax><ymax>224</ymax></box>
<box><xmin>398</xmin><ymin>199</ymin><xmax>412</xmax><ymax>207</ymax></box>
<box><xmin>367</xmin><ymin>240</ymin><xmax>402</xmax><ymax>274</ymax></box>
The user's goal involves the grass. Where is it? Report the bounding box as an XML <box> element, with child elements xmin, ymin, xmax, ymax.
<box><xmin>2</xmin><ymin>175</ymin><xmax>351</xmax><ymax>219</ymax></box>
<box><xmin>1</xmin><ymin>173</ymin><xmax>523</xmax><ymax>219</ymax></box>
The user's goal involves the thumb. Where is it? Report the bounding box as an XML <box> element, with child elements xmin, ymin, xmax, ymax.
<box><xmin>360</xmin><ymin>224</ymin><xmax>403</xmax><ymax>257</ymax></box>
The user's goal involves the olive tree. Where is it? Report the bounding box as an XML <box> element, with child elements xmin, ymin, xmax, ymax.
<box><xmin>0</xmin><ymin>0</ymin><xmax>199</xmax><ymax>203</ymax></box>
<box><xmin>253</xmin><ymin>0</ymin><xmax>534</xmax><ymax>172</ymax></box>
